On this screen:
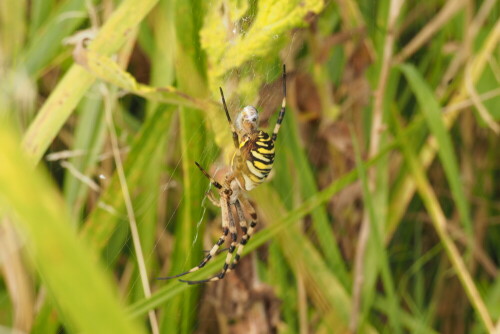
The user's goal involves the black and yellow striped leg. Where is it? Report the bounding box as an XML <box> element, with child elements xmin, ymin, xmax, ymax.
<box><xmin>180</xmin><ymin>199</ymin><xmax>238</xmax><ymax>284</ymax></box>
<box><xmin>195</xmin><ymin>163</ymin><xmax>221</xmax><ymax>207</ymax></box>
<box><xmin>272</xmin><ymin>64</ymin><xmax>287</xmax><ymax>142</ymax></box>
<box><xmin>226</xmin><ymin>199</ymin><xmax>251</xmax><ymax>272</ymax></box>
<box><xmin>158</xmin><ymin>228</ymin><xmax>228</xmax><ymax>280</ymax></box>
<box><xmin>194</xmin><ymin>161</ymin><xmax>223</xmax><ymax>189</ymax></box>
<box><xmin>228</xmin><ymin>196</ymin><xmax>257</xmax><ymax>272</ymax></box>
<box><xmin>157</xmin><ymin>196</ymin><xmax>229</xmax><ymax>280</ymax></box>
<box><xmin>235</xmin><ymin>200</ymin><xmax>249</xmax><ymax>239</ymax></box>
<box><xmin>194</xmin><ymin>162</ymin><xmax>222</xmax><ymax>207</ymax></box>
<box><xmin>219</xmin><ymin>87</ymin><xmax>239</xmax><ymax>149</ymax></box>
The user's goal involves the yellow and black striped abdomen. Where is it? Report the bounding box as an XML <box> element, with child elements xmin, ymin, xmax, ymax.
<box><xmin>233</xmin><ymin>130</ymin><xmax>275</xmax><ymax>191</ymax></box>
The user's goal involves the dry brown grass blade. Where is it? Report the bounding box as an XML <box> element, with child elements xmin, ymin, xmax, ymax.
<box><xmin>394</xmin><ymin>0</ymin><xmax>467</xmax><ymax>64</ymax></box>
<box><xmin>0</xmin><ymin>219</ymin><xmax>34</xmax><ymax>333</ymax></box>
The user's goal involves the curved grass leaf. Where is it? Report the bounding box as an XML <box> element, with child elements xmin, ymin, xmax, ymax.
<box><xmin>391</xmin><ymin>111</ymin><xmax>494</xmax><ymax>333</ymax></box>
<box><xmin>398</xmin><ymin>64</ymin><xmax>473</xmax><ymax>238</ymax></box>
<box><xmin>22</xmin><ymin>0</ymin><xmax>159</xmax><ymax>164</ymax></box>
<box><xmin>74</xmin><ymin>47</ymin><xmax>207</xmax><ymax>109</ymax></box>
<box><xmin>0</xmin><ymin>121</ymin><xmax>145</xmax><ymax>334</ymax></box>
<box><xmin>279</xmin><ymin>108</ymin><xmax>349</xmax><ymax>285</ymax></box>
<box><xmin>351</xmin><ymin>129</ymin><xmax>401</xmax><ymax>333</ymax></box>
<box><xmin>82</xmin><ymin>107</ymin><xmax>173</xmax><ymax>250</ymax></box>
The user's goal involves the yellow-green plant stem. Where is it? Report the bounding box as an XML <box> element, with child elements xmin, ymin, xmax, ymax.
<box><xmin>22</xmin><ymin>0</ymin><xmax>159</xmax><ymax>165</ymax></box>
<box><xmin>392</xmin><ymin>113</ymin><xmax>494</xmax><ymax>333</ymax></box>
<box><xmin>0</xmin><ymin>121</ymin><xmax>145</xmax><ymax>334</ymax></box>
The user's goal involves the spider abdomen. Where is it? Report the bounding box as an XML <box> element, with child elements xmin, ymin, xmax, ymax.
<box><xmin>233</xmin><ymin>130</ymin><xmax>275</xmax><ymax>191</ymax></box>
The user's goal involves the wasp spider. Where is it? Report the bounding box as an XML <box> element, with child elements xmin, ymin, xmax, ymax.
<box><xmin>159</xmin><ymin>65</ymin><xmax>286</xmax><ymax>284</ymax></box>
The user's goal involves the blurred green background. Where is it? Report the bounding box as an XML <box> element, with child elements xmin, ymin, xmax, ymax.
<box><xmin>0</xmin><ymin>0</ymin><xmax>499</xmax><ymax>333</ymax></box>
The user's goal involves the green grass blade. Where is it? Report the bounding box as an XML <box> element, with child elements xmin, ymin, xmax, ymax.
<box><xmin>392</xmin><ymin>111</ymin><xmax>494</xmax><ymax>333</ymax></box>
<box><xmin>22</xmin><ymin>0</ymin><xmax>159</xmax><ymax>164</ymax></box>
<box><xmin>82</xmin><ymin>107</ymin><xmax>173</xmax><ymax>251</ymax></box>
<box><xmin>279</xmin><ymin>108</ymin><xmax>348</xmax><ymax>285</ymax></box>
<box><xmin>62</xmin><ymin>88</ymin><xmax>106</xmax><ymax>217</ymax></box>
<box><xmin>256</xmin><ymin>185</ymin><xmax>358</xmax><ymax>332</ymax></box>
<box><xmin>398</xmin><ymin>63</ymin><xmax>473</xmax><ymax>237</ymax></box>
<box><xmin>160</xmin><ymin>0</ymin><xmax>207</xmax><ymax>332</ymax></box>
<box><xmin>0</xmin><ymin>121</ymin><xmax>145</xmax><ymax>334</ymax></box>
<box><xmin>0</xmin><ymin>0</ymin><xmax>26</xmax><ymax>61</ymax></box>
<box><xmin>21</xmin><ymin>0</ymin><xmax>86</xmax><ymax>76</ymax></box>
<box><xmin>28</xmin><ymin>0</ymin><xmax>54</xmax><ymax>38</ymax></box>
<box><xmin>351</xmin><ymin>129</ymin><xmax>401</xmax><ymax>333</ymax></box>
<box><xmin>161</xmin><ymin>107</ymin><xmax>205</xmax><ymax>334</ymax></box>
<box><xmin>387</xmin><ymin>19</ymin><xmax>500</xmax><ymax>235</ymax></box>
<box><xmin>267</xmin><ymin>242</ymin><xmax>299</xmax><ymax>331</ymax></box>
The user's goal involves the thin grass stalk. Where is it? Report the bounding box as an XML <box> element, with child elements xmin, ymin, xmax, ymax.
<box><xmin>281</xmin><ymin>108</ymin><xmax>348</xmax><ymax>284</ymax></box>
<box><xmin>351</xmin><ymin>0</ymin><xmax>402</xmax><ymax>330</ymax></box>
<box><xmin>351</xmin><ymin>127</ymin><xmax>401</xmax><ymax>333</ymax></box>
<box><xmin>103</xmin><ymin>87</ymin><xmax>159</xmax><ymax>334</ymax></box>
<box><xmin>394</xmin><ymin>0</ymin><xmax>467</xmax><ymax>64</ymax></box>
<box><xmin>0</xmin><ymin>121</ymin><xmax>145</xmax><ymax>334</ymax></box>
<box><xmin>392</xmin><ymin>112</ymin><xmax>494</xmax><ymax>333</ymax></box>
<box><xmin>21</xmin><ymin>0</ymin><xmax>159</xmax><ymax>164</ymax></box>
<box><xmin>387</xmin><ymin>17</ymin><xmax>500</xmax><ymax>239</ymax></box>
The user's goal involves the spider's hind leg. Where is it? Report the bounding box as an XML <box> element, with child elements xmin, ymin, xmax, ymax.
<box><xmin>157</xmin><ymin>224</ymin><xmax>229</xmax><ymax>280</ymax></box>
<box><xmin>228</xmin><ymin>199</ymin><xmax>250</xmax><ymax>271</ymax></box>
<box><xmin>180</xmin><ymin>199</ymin><xmax>239</xmax><ymax>284</ymax></box>
<box><xmin>228</xmin><ymin>196</ymin><xmax>258</xmax><ymax>272</ymax></box>
<box><xmin>157</xmin><ymin>194</ymin><xmax>229</xmax><ymax>280</ymax></box>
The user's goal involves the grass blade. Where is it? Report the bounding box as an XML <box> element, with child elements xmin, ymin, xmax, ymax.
<box><xmin>392</xmin><ymin>111</ymin><xmax>494</xmax><ymax>333</ymax></box>
<box><xmin>82</xmin><ymin>107</ymin><xmax>173</xmax><ymax>251</ymax></box>
<box><xmin>0</xmin><ymin>121</ymin><xmax>145</xmax><ymax>334</ymax></box>
<box><xmin>351</xmin><ymin>128</ymin><xmax>401</xmax><ymax>333</ymax></box>
<box><xmin>398</xmin><ymin>63</ymin><xmax>473</xmax><ymax>237</ymax></box>
<box><xmin>22</xmin><ymin>0</ymin><xmax>159</xmax><ymax>164</ymax></box>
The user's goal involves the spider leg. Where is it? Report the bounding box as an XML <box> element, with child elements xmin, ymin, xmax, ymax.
<box><xmin>194</xmin><ymin>162</ymin><xmax>222</xmax><ymax>189</ymax></box>
<box><xmin>219</xmin><ymin>87</ymin><xmax>239</xmax><ymax>149</ymax></box>
<box><xmin>180</xmin><ymin>199</ymin><xmax>238</xmax><ymax>284</ymax></box>
<box><xmin>228</xmin><ymin>196</ymin><xmax>257</xmax><ymax>272</ymax></box>
<box><xmin>205</xmin><ymin>190</ymin><xmax>220</xmax><ymax>207</ymax></box>
<box><xmin>203</xmin><ymin>247</ymin><xmax>228</xmax><ymax>254</ymax></box>
<box><xmin>157</xmin><ymin>196</ymin><xmax>229</xmax><ymax>280</ymax></box>
<box><xmin>235</xmin><ymin>200</ymin><xmax>249</xmax><ymax>238</ymax></box>
<box><xmin>271</xmin><ymin>64</ymin><xmax>287</xmax><ymax>142</ymax></box>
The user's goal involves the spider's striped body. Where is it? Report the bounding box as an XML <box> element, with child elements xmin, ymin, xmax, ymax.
<box><xmin>159</xmin><ymin>65</ymin><xmax>286</xmax><ymax>284</ymax></box>
<box><xmin>233</xmin><ymin>130</ymin><xmax>275</xmax><ymax>191</ymax></box>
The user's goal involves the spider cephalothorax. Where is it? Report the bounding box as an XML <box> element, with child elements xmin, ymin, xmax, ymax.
<box><xmin>159</xmin><ymin>65</ymin><xmax>286</xmax><ymax>284</ymax></box>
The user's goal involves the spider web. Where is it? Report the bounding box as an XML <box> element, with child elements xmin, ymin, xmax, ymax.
<box><xmin>47</xmin><ymin>4</ymin><xmax>326</xmax><ymax>331</ymax></box>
